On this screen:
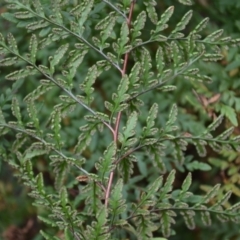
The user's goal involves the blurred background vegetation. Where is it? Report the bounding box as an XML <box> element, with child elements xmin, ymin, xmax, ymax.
<box><xmin>1</xmin><ymin>0</ymin><xmax>240</xmax><ymax>239</ymax></box>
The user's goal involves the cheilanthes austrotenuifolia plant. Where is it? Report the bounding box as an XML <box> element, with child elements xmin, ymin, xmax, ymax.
<box><xmin>0</xmin><ymin>0</ymin><xmax>240</xmax><ymax>239</ymax></box>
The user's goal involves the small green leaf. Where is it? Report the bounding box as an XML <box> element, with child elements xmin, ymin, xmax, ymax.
<box><xmin>51</xmin><ymin>160</ymin><xmax>69</xmax><ymax>191</ymax></box>
<box><xmin>194</xmin><ymin>140</ymin><xmax>207</xmax><ymax>157</ymax></box>
<box><xmin>216</xmin><ymin>213</ymin><xmax>229</xmax><ymax>223</ymax></box>
<box><xmin>7</xmin><ymin>33</ymin><xmax>19</xmax><ymax>53</ymax></box>
<box><xmin>38</xmin><ymin>216</ymin><xmax>57</xmax><ymax>227</ymax></box>
<box><xmin>139</xmin><ymin>176</ymin><xmax>163</xmax><ymax>207</ymax></box>
<box><xmin>40</xmin><ymin>230</ymin><xmax>60</xmax><ymax>240</ymax></box>
<box><xmin>146</xmin><ymin>1</ymin><xmax>158</xmax><ymax>24</ymax></box>
<box><xmin>147</xmin><ymin>176</ymin><xmax>163</xmax><ymax>193</ymax></box>
<box><xmin>29</xmin><ymin>34</ymin><xmax>38</xmax><ymax>63</ymax></box>
<box><xmin>74</xmin><ymin>128</ymin><xmax>96</xmax><ymax>154</ymax></box>
<box><xmin>32</xmin><ymin>0</ymin><xmax>45</xmax><ymax>16</ymax></box>
<box><xmin>122</xmin><ymin>111</ymin><xmax>138</xmax><ymax>140</ymax></box>
<box><xmin>171</xmin><ymin>10</ymin><xmax>193</xmax><ymax>34</ymax></box>
<box><xmin>23</xmin><ymin>143</ymin><xmax>48</xmax><ymax>161</ymax></box>
<box><xmin>178</xmin><ymin>0</ymin><xmax>193</xmax><ymax>5</ymax></box>
<box><xmin>208</xmin><ymin>142</ymin><xmax>222</xmax><ymax>153</ymax></box>
<box><xmin>183</xmin><ymin>73</ymin><xmax>212</xmax><ymax>83</ymax></box>
<box><xmin>181</xmin><ymin>172</ymin><xmax>192</xmax><ymax>192</ymax></box>
<box><xmin>207</xmin><ymin>115</ymin><xmax>224</xmax><ymax>131</ymax></box>
<box><xmin>14</xmin><ymin>11</ymin><xmax>35</xmax><ymax>19</ymax></box>
<box><xmin>78</xmin><ymin>0</ymin><xmax>94</xmax><ymax>35</ymax></box>
<box><xmin>0</xmin><ymin>33</ymin><xmax>5</xmax><ymax>44</ymax></box>
<box><xmin>24</xmin><ymin>83</ymin><xmax>53</xmax><ymax>101</ymax></box>
<box><xmin>212</xmin><ymin>191</ymin><xmax>232</xmax><ymax>210</ymax></box>
<box><xmin>204</xmin><ymin>29</ymin><xmax>224</xmax><ymax>42</ymax></box>
<box><xmin>160</xmin><ymin>211</ymin><xmax>174</xmax><ymax>237</ymax></box>
<box><xmin>201</xmin><ymin>184</ymin><xmax>221</xmax><ymax>204</ymax></box>
<box><xmin>194</xmin><ymin>17</ymin><xmax>209</xmax><ymax>33</ymax></box>
<box><xmin>95</xmin><ymin>206</ymin><xmax>109</xmax><ymax>234</ymax></box>
<box><xmin>11</xmin><ymin>97</ymin><xmax>22</xmax><ymax>125</ymax></box>
<box><xmin>228</xmin><ymin>202</ymin><xmax>240</xmax><ymax>212</ymax></box>
<box><xmin>117</xmin><ymin>21</ymin><xmax>129</xmax><ymax>55</ymax></box>
<box><xmin>203</xmin><ymin>53</ymin><xmax>223</xmax><ymax>62</ymax></box>
<box><xmin>186</xmin><ymin>161</ymin><xmax>212</xmax><ymax>171</ymax></box>
<box><xmin>109</xmin><ymin>179</ymin><xmax>126</xmax><ymax>216</ymax></box>
<box><xmin>112</xmin><ymin>75</ymin><xmax>130</xmax><ymax>112</ymax></box>
<box><xmin>156</xmin><ymin>46</ymin><xmax>165</xmax><ymax>76</ymax></box>
<box><xmin>118</xmin><ymin>156</ymin><xmax>135</xmax><ymax>182</ymax></box>
<box><xmin>201</xmin><ymin>209</ymin><xmax>211</xmax><ymax>226</ymax></box>
<box><xmin>0</xmin><ymin>108</ymin><xmax>6</xmax><ymax>124</ymax></box>
<box><xmin>65</xmin><ymin>49</ymin><xmax>88</xmax><ymax>79</ymax></box>
<box><xmin>166</xmin><ymin>104</ymin><xmax>178</xmax><ymax>129</ymax></box>
<box><xmin>147</xmin><ymin>103</ymin><xmax>158</xmax><ymax>129</ymax></box>
<box><xmin>132</xmin><ymin>11</ymin><xmax>147</xmax><ymax>40</ymax></box>
<box><xmin>153</xmin><ymin>151</ymin><xmax>166</xmax><ymax>173</ymax></box>
<box><xmin>141</xmin><ymin>48</ymin><xmax>153</xmax><ymax>86</ymax></box>
<box><xmin>158</xmin><ymin>85</ymin><xmax>176</xmax><ymax>92</ymax></box>
<box><xmin>217</xmin><ymin>127</ymin><xmax>234</xmax><ymax>140</ymax></box>
<box><xmin>27</xmin><ymin>20</ymin><xmax>49</xmax><ymax>31</ymax></box>
<box><xmin>51</xmin><ymin>110</ymin><xmax>62</xmax><ymax>148</ymax></box>
<box><xmin>181</xmin><ymin>210</ymin><xmax>195</xmax><ymax>229</ymax></box>
<box><xmin>27</xmin><ymin>99</ymin><xmax>40</xmax><ymax>132</ymax></box>
<box><xmin>160</xmin><ymin>6</ymin><xmax>174</xmax><ymax>25</ymax></box>
<box><xmin>6</xmin><ymin>67</ymin><xmax>38</xmax><ymax>80</ymax></box>
<box><xmin>80</xmin><ymin>65</ymin><xmax>101</xmax><ymax>104</ymax></box>
<box><xmin>96</xmin><ymin>142</ymin><xmax>117</xmax><ymax>181</ymax></box>
<box><xmin>154</xmin><ymin>6</ymin><xmax>174</xmax><ymax>33</ymax></box>
<box><xmin>129</xmin><ymin>62</ymin><xmax>141</xmax><ymax>87</ymax></box>
<box><xmin>51</xmin><ymin>0</ymin><xmax>63</xmax><ymax>24</ymax></box>
<box><xmin>99</xmin><ymin>13</ymin><xmax>116</xmax><ymax>45</ymax></box>
<box><xmin>49</xmin><ymin>43</ymin><xmax>69</xmax><ymax>73</ymax></box>
<box><xmin>0</xmin><ymin>57</ymin><xmax>19</xmax><ymax>66</ymax></box>
<box><xmin>36</xmin><ymin>173</ymin><xmax>45</xmax><ymax>193</ymax></box>
<box><xmin>60</xmin><ymin>187</ymin><xmax>68</xmax><ymax>207</ymax></box>
<box><xmin>160</xmin><ymin>170</ymin><xmax>176</xmax><ymax>199</ymax></box>
<box><xmin>174</xmin><ymin>141</ymin><xmax>185</xmax><ymax>165</ymax></box>
<box><xmin>220</xmin><ymin>105</ymin><xmax>238</xmax><ymax>126</ymax></box>
<box><xmin>171</xmin><ymin>41</ymin><xmax>181</xmax><ymax>67</ymax></box>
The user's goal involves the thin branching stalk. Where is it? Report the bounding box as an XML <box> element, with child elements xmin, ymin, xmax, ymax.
<box><xmin>15</xmin><ymin>2</ymin><xmax>123</xmax><ymax>72</ymax></box>
<box><xmin>104</xmin><ymin>0</ymin><xmax>136</xmax><ymax>208</ymax></box>
<box><xmin>125</xmin><ymin>51</ymin><xmax>205</xmax><ymax>102</ymax></box>
<box><xmin>1</xmin><ymin>45</ymin><xmax>115</xmax><ymax>134</ymax></box>
<box><xmin>128</xmin><ymin>207</ymin><xmax>239</xmax><ymax>220</ymax></box>
<box><xmin>0</xmin><ymin>123</ymin><xmax>90</xmax><ymax>175</ymax></box>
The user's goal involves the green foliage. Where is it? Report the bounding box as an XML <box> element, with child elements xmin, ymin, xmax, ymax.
<box><xmin>0</xmin><ymin>0</ymin><xmax>240</xmax><ymax>239</ymax></box>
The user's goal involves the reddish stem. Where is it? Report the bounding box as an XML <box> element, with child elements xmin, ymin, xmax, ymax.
<box><xmin>105</xmin><ymin>0</ymin><xmax>136</xmax><ymax>207</ymax></box>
